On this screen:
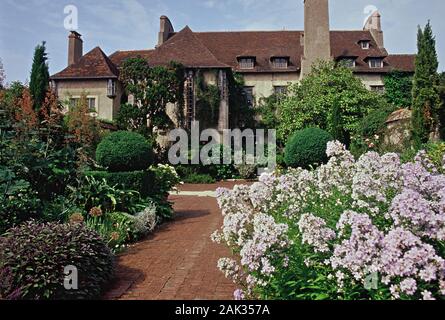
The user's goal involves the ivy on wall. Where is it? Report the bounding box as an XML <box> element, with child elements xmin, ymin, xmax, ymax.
<box><xmin>228</xmin><ymin>72</ymin><xmax>256</xmax><ymax>129</ymax></box>
<box><xmin>383</xmin><ymin>71</ymin><xmax>413</xmax><ymax>108</ymax></box>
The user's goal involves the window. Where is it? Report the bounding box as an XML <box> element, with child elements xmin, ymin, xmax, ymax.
<box><xmin>87</xmin><ymin>98</ymin><xmax>96</xmax><ymax>112</ymax></box>
<box><xmin>370</xmin><ymin>85</ymin><xmax>385</xmax><ymax>94</ymax></box>
<box><xmin>360</xmin><ymin>41</ymin><xmax>370</xmax><ymax>49</ymax></box>
<box><xmin>239</xmin><ymin>58</ymin><xmax>255</xmax><ymax>69</ymax></box>
<box><xmin>69</xmin><ymin>97</ymin><xmax>96</xmax><ymax>112</ymax></box>
<box><xmin>69</xmin><ymin>98</ymin><xmax>79</xmax><ymax>110</ymax></box>
<box><xmin>274</xmin><ymin>86</ymin><xmax>288</xmax><ymax>95</ymax></box>
<box><xmin>243</xmin><ymin>86</ymin><xmax>254</xmax><ymax>107</ymax></box>
<box><xmin>272</xmin><ymin>57</ymin><xmax>288</xmax><ymax>69</ymax></box>
<box><xmin>340</xmin><ymin>58</ymin><xmax>356</xmax><ymax>68</ymax></box>
<box><xmin>107</xmin><ymin>79</ymin><xmax>116</xmax><ymax>97</ymax></box>
<box><xmin>369</xmin><ymin>58</ymin><xmax>383</xmax><ymax>68</ymax></box>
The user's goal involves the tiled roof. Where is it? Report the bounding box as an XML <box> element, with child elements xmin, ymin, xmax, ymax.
<box><xmin>385</xmin><ymin>54</ymin><xmax>416</xmax><ymax>72</ymax></box>
<box><xmin>53</xmin><ymin>27</ymin><xmax>415</xmax><ymax>79</ymax></box>
<box><xmin>51</xmin><ymin>47</ymin><xmax>119</xmax><ymax>80</ymax></box>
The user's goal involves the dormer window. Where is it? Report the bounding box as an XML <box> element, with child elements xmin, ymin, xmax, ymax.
<box><xmin>340</xmin><ymin>58</ymin><xmax>356</xmax><ymax>68</ymax></box>
<box><xmin>360</xmin><ymin>40</ymin><xmax>371</xmax><ymax>49</ymax></box>
<box><xmin>238</xmin><ymin>57</ymin><xmax>255</xmax><ymax>69</ymax></box>
<box><xmin>271</xmin><ymin>57</ymin><xmax>289</xmax><ymax>69</ymax></box>
<box><xmin>369</xmin><ymin>58</ymin><xmax>383</xmax><ymax>68</ymax></box>
<box><xmin>107</xmin><ymin>79</ymin><xmax>116</xmax><ymax>97</ymax></box>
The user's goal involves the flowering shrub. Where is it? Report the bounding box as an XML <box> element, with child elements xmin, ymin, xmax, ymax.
<box><xmin>213</xmin><ymin>141</ymin><xmax>445</xmax><ymax>300</ymax></box>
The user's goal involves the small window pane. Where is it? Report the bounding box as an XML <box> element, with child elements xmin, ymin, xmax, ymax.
<box><xmin>369</xmin><ymin>58</ymin><xmax>383</xmax><ymax>68</ymax></box>
<box><xmin>87</xmin><ymin>98</ymin><xmax>96</xmax><ymax>112</ymax></box>
<box><xmin>239</xmin><ymin>58</ymin><xmax>254</xmax><ymax>69</ymax></box>
<box><xmin>274</xmin><ymin>86</ymin><xmax>288</xmax><ymax>95</ymax></box>
<box><xmin>272</xmin><ymin>58</ymin><xmax>288</xmax><ymax>69</ymax></box>
<box><xmin>341</xmin><ymin>58</ymin><xmax>355</xmax><ymax>68</ymax></box>
<box><xmin>69</xmin><ymin>98</ymin><xmax>79</xmax><ymax>110</ymax></box>
<box><xmin>370</xmin><ymin>85</ymin><xmax>385</xmax><ymax>94</ymax></box>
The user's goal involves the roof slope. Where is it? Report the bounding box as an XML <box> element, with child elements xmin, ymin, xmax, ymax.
<box><xmin>51</xmin><ymin>47</ymin><xmax>119</xmax><ymax>79</ymax></box>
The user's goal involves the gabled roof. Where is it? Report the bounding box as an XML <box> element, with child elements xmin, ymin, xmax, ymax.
<box><xmin>385</xmin><ymin>54</ymin><xmax>416</xmax><ymax>72</ymax></box>
<box><xmin>51</xmin><ymin>47</ymin><xmax>119</xmax><ymax>80</ymax></box>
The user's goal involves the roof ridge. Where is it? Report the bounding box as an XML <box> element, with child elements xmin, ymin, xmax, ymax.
<box><xmin>93</xmin><ymin>47</ymin><xmax>119</xmax><ymax>76</ymax></box>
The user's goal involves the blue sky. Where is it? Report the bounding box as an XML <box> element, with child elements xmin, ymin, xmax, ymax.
<box><xmin>0</xmin><ymin>0</ymin><xmax>444</xmax><ymax>83</ymax></box>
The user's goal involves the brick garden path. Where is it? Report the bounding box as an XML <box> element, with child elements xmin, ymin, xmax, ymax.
<box><xmin>104</xmin><ymin>181</ymin><xmax>248</xmax><ymax>300</ymax></box>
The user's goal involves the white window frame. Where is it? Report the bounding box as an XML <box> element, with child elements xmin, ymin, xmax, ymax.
<box><xmin>273</xmin><ymin>86</ymin><xmax>288</xmax><ymax>95</ymax></box>
<box><xmin>360</xmin><ymin>41</ymin><xmax>370</xmax><ymax>50</ymax></box>
<box><xmin>369</xmin><ymin>58</ymin><xmax>383</xmax><ymax>69</ymax></box>
<box><xmin>107</xmin><ymin>79</ymin><xmax>116</xmax><ymax>97</ymax></box>
<box><xmin>239</xmin><ymin>58</ymin><xmax>255</xmax><ymax>70</ymax></box>
<box><xmin>272</xmin><ymin>57</ymin><xmax>288</xmax><ymax>69</ymax></box>
<box><xmin>68</xmin><ymin>95</ymin><xmax>99</xmax><ymax>114</ymax></box>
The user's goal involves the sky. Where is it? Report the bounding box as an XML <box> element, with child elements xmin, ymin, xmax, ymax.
<box><xmin>0</xmin><ymin>0</ymin><xmax>444</xmax><ymax>83</ymax></box>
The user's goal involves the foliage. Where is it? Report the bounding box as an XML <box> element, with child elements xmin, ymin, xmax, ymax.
<box><xmin>195</xmin><ymin>71</ymin><xmax>221</xmax><ymax>129</ymax></box>
<box><xmin>383</xmin><ymin>71</ymin><xmax>413</xmax><ymax>108</ymax></box>
<box><xmin>66</xmin><ymin>93</ymin><xmax>101</xmax><ymax>164</ymax></box>
<box><xmin>0</xmin><ymin>167</ymin><xmax>41</xmax><ymax>234</ymax></box>
<box><xmin>257</xmin><ymin>94</ymin><xmax>280</xmax><ymax>130</ymax></box>
<box><xmin>67</xmin><ymin>176</ymin><xmax>150</xmax><ymax>215</ymax></box>
<box><xmin>277</xmin><ymin>61</ymin><xmax>386</xmax><ymax>146</ymax></box>
<box><xmin>96</xmin><ymin>131</ymin><xmax>153</xmax><ymax>172</ymax></box>
<box><xmin>284</xmin><ymin>128</ymin><xmax>333</xmax><ymax>169</ymax></box>
<box><xmin>439</xmin><ymin>73</ymin><xmax>445</xmax><ymax>139</ymax></box>
<box><xmin>119</xmin><ymin>58</ymin><xmax>184</xmax><ymax>137</ymax></box>
<box><xmin>214</xmin><ymin>141</ymin><xmax>445</xmax><ymax>300</ymax></box>
<box><xmin>229</xmin><ymin>73</ymin><xmax>256</xmax><ymax>129</ymax></box>
<box><xmin>29</xmin><ymin>42</ymin><xmax>49</xmax><ymax>111</ymax></box>
<box><xmin>150</xmin><ymin>163</ymin><xmax>181</xmax><ymax>196</ymax></box>
<box><xmin>411</xmin><ymin>21</ymin><xmax>441</xmax><ymax>146</ymax></box>
<box><xmin>0</xmin><ymin>221</ymin><xmax>114</xmax><ymax>300</ymax></box>
<box><xmin>85</xmin><ymin>170</ymin><xmax>153</xmax><ymax>197</ymax></box>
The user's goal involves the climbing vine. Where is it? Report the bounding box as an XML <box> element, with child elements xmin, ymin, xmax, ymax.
<box><xmin>383</xmin><ymin>71</ymin><xmax>413</xmax><ymax>108</ymax></box>
<box><xmin>195</xmin><ymin>70</ymin><xmax>220</xmax><ymax>129</ymax></box>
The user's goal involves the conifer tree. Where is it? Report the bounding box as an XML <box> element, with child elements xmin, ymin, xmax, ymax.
<box><xmin>29</xmin><ymin>42</ymin><xmax>50</xmax><ymax>111</ymax></box>
<box><xmin>411</xmin><ymin>21</ymin><xmax>440</xmax><ymax>145</ymax></box>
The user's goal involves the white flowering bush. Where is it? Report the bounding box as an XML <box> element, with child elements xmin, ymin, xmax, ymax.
<box><xmin>212</xmin><ymin>141</ymin><xmax>445</xmax><ymax>300</ymax></box>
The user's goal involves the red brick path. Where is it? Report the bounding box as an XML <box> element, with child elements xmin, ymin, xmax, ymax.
<box><xmin>104</xmin><ymin>182</ymin><xmax>248</xmax><ymax>300</ymax></box>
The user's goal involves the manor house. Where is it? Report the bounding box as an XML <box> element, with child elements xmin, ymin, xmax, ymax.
<box><xmin>50</xmin><ymin>0</ymin><xmax>415</xmax><ymax>132</ymax></box>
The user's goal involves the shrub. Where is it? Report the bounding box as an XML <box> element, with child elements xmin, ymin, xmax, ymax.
<box><xmin>0</xmin><ymin>221</ymin><xmax>114</xmax><ymax>300</ymax></box>
<box><xmin>84</xmin><ymin>170</ymin><xmax>154</xmax><ymax>197</ymax></box>
<box><xmin>96</xmin><ymin>131</ymin><xmax>153</xmax><ymax>172</ymax></box>
<box><xmin>284</xmin><ymin>128</ymin><xmax>333</xmax><ymax>169</ymax></box>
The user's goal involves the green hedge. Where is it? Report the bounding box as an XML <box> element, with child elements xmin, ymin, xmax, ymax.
<box><xmin>285</xmin><ymin>127</ymin><xmax>333</xmax><ymax>169</ymax></box>
<box><xmin>84</xmin><ymin>170</ymin><xmax>154</xmax><ymax>197</ymax></box>
<box><xmin>96</xmin><ymin>131</ymin><xmax>153</xmax><ymax>172</ymax></box>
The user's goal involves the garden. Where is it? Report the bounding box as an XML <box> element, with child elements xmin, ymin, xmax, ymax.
<box><xmin>213</xmin><ymin>22</ymin><xmax>445</xmax><ymax>300</ymax></box>
<box><xmin>0</xmin><ymin>44</ymin><xmax>181</xmax><ymax>299</ymax></box>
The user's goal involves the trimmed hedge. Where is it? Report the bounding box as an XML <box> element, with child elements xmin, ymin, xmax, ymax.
<box><xmin>84</xmin><ymin>170</ymin><xmax>154</xmax><ymax>197</ymax></box>
<box><xmin>285</xmin><ymin>127</ymin><xmax>333</xmax><ymax>169</ymax></box>
<box><xmin>96</xmin><ymin>131</ymin><xmax>153</xmax><ymax>172</ymax></box>
<box><xmin>0</xmin><ymin>221</ymin><xmax>114</xmax><ymax>300</ymax></box>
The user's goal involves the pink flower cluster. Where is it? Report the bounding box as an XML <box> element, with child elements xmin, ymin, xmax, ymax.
<box><xmin>214</xmin><ymin>141</ymin><xmax>445</xmax><ymax>300</ymax></box>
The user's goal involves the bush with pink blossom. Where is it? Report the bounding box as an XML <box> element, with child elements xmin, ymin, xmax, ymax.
<box><xmin>212</xmin><ymin>141</ymin><xmax>445</xmax><ymax>300</ymax></box>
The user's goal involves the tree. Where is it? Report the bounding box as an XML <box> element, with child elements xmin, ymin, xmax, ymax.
<box><xmin>118</xmin><ymin>57</ymin><xmax>184</xmax><ymax>138</ymax></box>
<box><xmin>411</xmin><ymin>21</ymin><xmax>441</xmax><ymax>146</ymax></box>
<box><xmin>277</xmin><ymin>61</ymin><xmax>387</xmax><ymax>146</ymax></box>
<box><xmin>439</xmin><ymin>72</ymin><xmax>445</xmax><ymax>139</ymax></box>
<box><xmin>0</xmin><ymin>58</ymin><xmax>5</xmax><ymax>89</ymax></box>
<box><xmin>29</xmin><ymin>42</ymin><xmax>50</xmax><ymax>112</ymax></box>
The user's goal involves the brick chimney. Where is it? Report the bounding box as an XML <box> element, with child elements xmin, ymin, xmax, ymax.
<box><xmin>301</xmin><ymin>0</ymin><xmax>332</xmax><ymax>78</ymax></box>
<box><xmin>364</xmin><ymin>11</ymin><xmax>384</xmax><ymax>49</ymax></box>
<box><xmin>68</xmin><ymin>31</ymin><xmax>83</xmax><ymax>66</ymax></box>
<box><xmin>157</xmin><ymin>16</ymin><xmax>174</xmax><ymax>47</ymax></box>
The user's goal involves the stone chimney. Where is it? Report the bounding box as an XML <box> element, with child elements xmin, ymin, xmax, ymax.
<box><xmin>301</xmin><ymin>0</ymin><xmax>332</xmax><ymax>78</ymax></box>
<box><xmin>364</xmin><ymin>11</ymin><xmax>384</xmax><ymax>49</ymax></box>
<box><xmin>157</xmin><ymin>16</ymin><xmax>174</xmax><ymax>47</ymax></box>
<box><xmin>68</xmin><ymin>31</ymin><xmax>83</xmax><ymax>66</ymax></box>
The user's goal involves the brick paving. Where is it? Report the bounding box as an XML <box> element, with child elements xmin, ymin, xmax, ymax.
<box><xmin>104</xmin><ymin>181</ymin><xmax>250</xmax><ymax>300</ymax></box>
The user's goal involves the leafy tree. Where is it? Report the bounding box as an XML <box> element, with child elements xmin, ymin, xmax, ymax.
<box><xmin>118</xmin><ymin>57</ymin><xmax>184</xmax><ymax>137</ymax></box>
<box><xmin>228</xmin><ymin>73</ymin><xmax>256</xmax><ymax>129</ymax></box>
<box><xmin>411</xmin><ymin>21</ymin><xmax>441</xmax><ymax>146</ymax></box>
<box><xmin>257</xmin><ymin>94</ymin><xmax>280</xmax><ymax>130</ymax></box>
<box><xmin>0</xmin><ymin>58</ymin><xmax>5</xmax><ymax>89</ymax></box>
<box><xmin>29</xmin><ymin>42</ymin><xmax>50</xmax><ymax>111</ymax></box>
<box><xmin>277</xmin><ymin>61</ymin><xmax>386</xmax><ymax>146</ymax></box>
<box><xmin>439</xmin><ymin>72</ymin><xmax>445</xmax><ymax>139</ymax></box>
<box><xmin>383</xmin><ymin>71</ymin><xmax>413</xmax><ymax>107</ymax></box>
